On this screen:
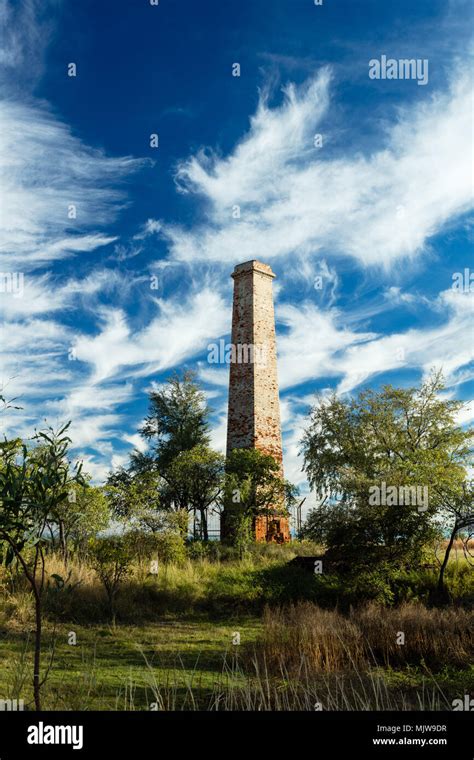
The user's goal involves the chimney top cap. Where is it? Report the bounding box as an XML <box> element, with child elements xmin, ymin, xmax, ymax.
<box><xmin>231</xmin><ymin>260</ymin><xmax>276</xmax><ymax>278</ymax></box>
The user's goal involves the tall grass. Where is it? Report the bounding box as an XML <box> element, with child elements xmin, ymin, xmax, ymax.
<box><xmin>1</xmin><ymin>548</ymin><xmax>473</xmax><ymax>626</ymax></box>
<box><xmin>0</xmin><ymin>549</ymin><xmax>472</xmax><ymax>711</ymax></box>
<box><xmin>140</xmin><ymin>651</ymin><xmax>449</xmax><ymax>711</ymax></box>
<box><xmin>256</xmin><ymin>602</ymin><xmax>474</xmax><ymax>674</ymax></box>
<box><xmin>136</xmin><ymin>601</ymin><xmax>472</xmax><ymax>711</ymax></box>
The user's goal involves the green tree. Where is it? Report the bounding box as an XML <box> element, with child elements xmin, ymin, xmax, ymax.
<box><xmin>58</xmin><ymin>480</ymin><xmax>110</xmax><ymax>558</ymax></box>
<box><xmin>116</xmin><ymin>373</ymin><xmax>222</xmax><ymax>538</ymax></box>
<box><xmin>0</xmin><ymin>423</ymin><xmax>83</xmax><ymax>710</ymax></box>
<box><xmin>31</xmin><ymin>456</ymin><xmax>110</xmax><ymax>565</ymax></box>
<box><xmin>432</xmin><ymin>480</ymin><xmax>474</xmax><ymax>595</ymax></box>
<box><xmin>105</xmin><ymin>467</ymin><xmax>162</xmax><ymax>531</ymax></box>
<box><xmin>163</xmin><ymin>445</ymin><xmax>225</xmax><ymax>540</ymax></box>
<box><xmin>89</xmin><ymin>535</ymin><xmax>134</xmax><ymax>626</ymax></box>
<box><xmin>221</xmin><ymin>448</ymin><xmax>294</xmax><ymax>549</ymax></box>
<box><xmin>301</xmin><ymin>372</ymin><xmax>473</xmax><ymax>570</ymax></box>
<box><xmin>137</xmin><ymin>371</ymin><xmax>211</xmax><ymax>471</ymax></box>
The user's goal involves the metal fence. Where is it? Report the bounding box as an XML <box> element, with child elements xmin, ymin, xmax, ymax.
<box><xmin>188</xmin><ymin>509</ymin><xmax>222</xmax><ymax>540</ymax></box>
<box><xmin>187</xmin><ymin>507</ymin><xmax>301</xmax><ymax>541</ymax></box>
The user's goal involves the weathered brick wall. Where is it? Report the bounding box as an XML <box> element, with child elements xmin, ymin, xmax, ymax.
<box><xmin>225</xmin><ymin>260</ymin><xmax>290</xmax><ymax>542</ymax></box>
<box><xmin>226</xmin><ymin>263</ymin><xmax>256</xmax><ymax>453</ymax></box>
<box><xmin>252</xmin><ymin>264</ymin><xmax>284</xmax><ymax>469</ymax></box>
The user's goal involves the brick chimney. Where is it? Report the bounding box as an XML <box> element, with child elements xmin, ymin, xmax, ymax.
<box><xmin>224</xmin><ymin>260</ymin><xmax>290</xmax><ymax>542</ymax></box>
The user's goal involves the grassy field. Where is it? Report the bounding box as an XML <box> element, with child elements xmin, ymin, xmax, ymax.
<box><xmin>0</xmin><ymin>544</ymin><xmax>473</xmax><ymax>711</ymax></box>
<box><xmin>0</xmin><ymin>618</ymin><xmax>262</xmax><ymax>710</ymax></box>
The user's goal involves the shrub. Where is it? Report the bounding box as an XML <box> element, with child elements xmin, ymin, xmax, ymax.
<box><xmin>122</xmin><ymin>529</ymin><xmax>187</xmax><ymax>567</ymax></box>
<box><xmin>186</xmin><ymin>540</ymin><xmax>212</xmax><ymax>561</ymax></box>
<box><xmin>89</xmin><ymin>535</ymin><xmax>134</xmax><ymax>624</ymax></box>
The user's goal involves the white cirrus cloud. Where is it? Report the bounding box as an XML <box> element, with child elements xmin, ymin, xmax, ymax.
<box><xmin>274</xmin><ymin>288</ymin><xmax>474</xmax><ymax>396</ymax></box>
<box><xmin>72</xmin><ymin>288</ymin><xmax>230</xmax><ymax>383</ymax></box>
<box><xmin>277</xmin><ymin>301</ymin><xmax>376</xmax><ymax>390</ymax></box>
<box><xmin>0</xmin><ymin>99</ymin><xmax>145</xmax><ymax>270</ymax></box>
<box><xmin>161</xmin><ymin>65</ymin><xmax>472</xmax><ymax>270</ymax></box>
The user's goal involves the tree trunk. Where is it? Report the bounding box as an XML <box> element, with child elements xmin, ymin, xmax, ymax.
<box><xmin>59</xmin><ymin>520</ymin><xmax>68</xmax><ymax>568</ymax></box>
<box><xmin>437</xmin><ymin>523</ymin><xmax>457</xmax><ymax>595</ymax></box>
<box><xmin>4</xmin><ymin>536</ymin><xmax>43</xmax><ymax>711</ymax></box>
<box><xmin>48</xmin><ymin>524</ymin><xmax>56</xmax><ymax>550</ymax></box>
<box><xmin>108</xmin><ymin>589</ymin><xmax>117</xmax><ymax>628</ymax></box>
<box><xmin>200</xmin><ymin>508</ymin><xmax>209</xmax><ymax>541</ymax></box>
<box><xmin>33</xmin><ymin>586</ymin><xmax>42</xmax><ymax>710</ymax></box>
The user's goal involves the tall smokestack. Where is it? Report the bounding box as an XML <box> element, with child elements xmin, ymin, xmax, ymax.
<box><xmin>224</xmin><ymin>260</ymin><xmax>290</xmax><ymax>542</ymax></box>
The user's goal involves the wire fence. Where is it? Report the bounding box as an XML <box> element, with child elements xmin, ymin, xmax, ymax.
<box><xmin>187</xmin><ymin>508</ymin><xmax>300</xmax><ymax>540</ymax></box>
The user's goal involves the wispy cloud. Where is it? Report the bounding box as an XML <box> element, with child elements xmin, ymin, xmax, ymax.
<box><xmin>160</xmin><ymin>64</ymin><xmax>472</xmax><ymax>270</ymax></box>
<box><xmin>275</xmin><ymin>288</ymin><xmax>474</xmax><ymax>395</ymax></box>
<box><xmin>1</xmin><ymin>0</ymin><xmax>472</xmax><ymax>489</ymax></box>
<box><xmin>0</xmin><ymin>0</ymin><xmax>146</xmax><ymax>473</ymax></box>
<box><xmin>72</xmin><ymin>288</ymin><xmax>230</xmax><ymax>383</ymax></box>
<box><xmin>0</xmin><ymin>100</ymin><xmax>144</xmax><ymax>270</ymax></box>
<box><xmin>0</xmin><ymin>0</ymin><xmax>56</xmax><ymax>87</ymax></box>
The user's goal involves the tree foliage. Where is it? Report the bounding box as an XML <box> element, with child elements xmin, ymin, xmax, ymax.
<box><xmin>89</xmin><ymin>535</ymin><xmax>134</xmax><ymax>625</ymax></box>
<box><xmin>105</xmin><ymin>467</ymin><xmax>162</xmax><ymax>530</ymax></box>
<box><xmin>432</xmin><ymin>480</ymin><xmax>474</xmax><ymax>595</ymax></box>
<box><xmin>137</xmin><ymin>371</ymin><xmax>211</xmax><ymax>471</ymax></box>
<box><xmin>300</xmin><ymin>372</ymin><xmax>473</xmax><ymax>570</ymax></box>
<box><xmin>56</xmin><ymin>480</ymin><xmax>110</xmax><ymax>556</ymax></box>
<box><xmin>162</xmin><ymin>445</ymin><xmax>225</xmax><ymax>539</ymax></box>
<box><xmin>222</xmin><ymin>448</ymin><xmax>296</xmax><ymax>548</ymax></box>
<box><xmin>0</xmin><ymin>423</ymin><xmax>84</xmax><ymax>709</ymax></box>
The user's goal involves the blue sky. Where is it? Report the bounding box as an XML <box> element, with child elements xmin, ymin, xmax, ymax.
<box><xmin>0</xmin><ymin>0</ymin><xmax>473</xmax><ymax>504</ymax></box>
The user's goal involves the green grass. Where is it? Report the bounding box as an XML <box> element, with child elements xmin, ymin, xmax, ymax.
<box><xmin>0</xmin><ymin>618</ymin><xmax>262</xmax><ymax>710</ymax></box>
<box><xmin>0</xmin><ymin>545</ymin><xmax>472</xmax><ymax>711</ymax></box>
<box><xmin>1</xmin><ymin>614</ymin><xmax>471</xmax><ymax>711</ymax></box>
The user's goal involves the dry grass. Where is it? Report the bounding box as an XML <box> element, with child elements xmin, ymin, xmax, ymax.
<box><xmin>142</xmin><ymin>650</ymin><xmax>449</xmax><ymax>711</ymax></box>
<box><xmin>256</xmin><ymin>601</ymin><xmax>474</xmax><ymax>675</ymax></box>
<box><xmin>355</xmin><ymin>602</ymin><xmax>473</xmax><ymax>667</ymax></box>
<box><xmin>1</xmin><ymin>553</ymin><xmax>472</xmax><ymax>711</ymax></box>
<box><xmin>260</xmin><ymin>604</ymin><xmax>366</xmax><ymax>671</ymax></box>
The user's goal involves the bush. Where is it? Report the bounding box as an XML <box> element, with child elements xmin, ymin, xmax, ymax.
<box><xmin>89</xmin><ymin>535</ymin><xmax>135</xmax><ymax>624</ymax></box>
<box><xmin>186</xmin><ymin>540</ymin><xmax>212</xmax><ymax>561</ymax></box>
<box><xmin>248</xmin><ymin>539</ymin><xmax>322</xmax><ymax>563</ymax></box>
<box><xmin>123</xmin><ymin>529</ymin><xmax>187</xmax><ymax>567</ymax></box>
